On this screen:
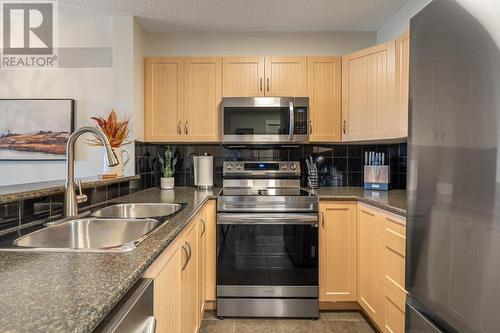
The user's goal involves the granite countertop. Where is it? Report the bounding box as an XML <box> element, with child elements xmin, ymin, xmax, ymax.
<box><xmin>309</xmin><ymin>187</ymin><xmax>406</xmax><ymax>216</ymax></box>
<box><xmin>0</xmin><ymin>185</ymin><xmax>404</xmax><ymax>333</ymax></box>
<box><xmin>0</xmin><ymin>175</ymin><xmax>140</xmax><ymax>204</ymax></box>
<box><xmin>0</xmin><ymin>187</ymin><xmax>220</xmax><ymax>333</ymax></box>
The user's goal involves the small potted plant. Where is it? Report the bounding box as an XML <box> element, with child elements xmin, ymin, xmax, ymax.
<box><xmin>158</xmin><ymin>146</ymin><xmax>177</xmax><ymax>189</ymax></box>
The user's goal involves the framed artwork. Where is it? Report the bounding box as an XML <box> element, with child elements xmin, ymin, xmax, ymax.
<box><xmin>0</xmin><ymin>99</ymin><xmax>75</xmax><ymax>160</ymax></box>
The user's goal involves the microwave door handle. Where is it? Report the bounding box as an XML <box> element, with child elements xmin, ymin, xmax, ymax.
<box><xmin>289</xmin><ymin>101</ymin><xmax>294</xmax><ymax>141</ymax></box>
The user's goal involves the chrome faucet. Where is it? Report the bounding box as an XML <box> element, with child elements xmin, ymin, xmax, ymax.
<box><xmin>64</xmin><ymin>127</ymin><xmax>119</xmax><ymax>217</ymax></box>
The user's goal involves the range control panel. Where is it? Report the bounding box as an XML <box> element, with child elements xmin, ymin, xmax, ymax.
<box><xmin>223</xmin><ymin>161</ymin><xmax>301</xmax><ymax>176</ymax></box>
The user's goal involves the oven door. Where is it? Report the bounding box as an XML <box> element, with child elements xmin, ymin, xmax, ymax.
<box><xmin>217</xmin><ymin>213</ymin><xmax>318</xmax><ymax>298</ymax></box>
<box><xmin>221</xmin><ymin>97</ymin><xmax>308</xmax><ymax>143</ymax></box>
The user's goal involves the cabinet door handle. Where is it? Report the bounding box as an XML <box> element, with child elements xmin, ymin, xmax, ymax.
<box><xmin>321</xmin><ymin>211</ymin><xmax>325</xmax><ymax>227</ymax></box>
<box><xmin>309</xmin><ymin>120</ymin><xmax>313</xmax><ymax>134</ymax></box>
<box><xmin>177</xmin><ymin>121</ymin><xmax>182</xmax><ymax>134</ymax></box>
<box><xmin>266</xmin><ymin>78</ymin><xmax>270</xmax><ymax>92</ymax></box>
<box><xmin>184</xmin><ymin>121</ymin><xmax>189</xmax><ymax>135</ymax></box>
<box><xmin>200</xmin><ymin>218</ymin><xmax>206</xmax><ymax>237</ymax></box>
<box><xmin>260</xmin><ymin>78</ymin><xmax>263</xmax><ymax>92</ymax></box>
<box><xmin>181</xmin><ymin>241</ymin><xmax>190</xmax><ymax>270</ymax></box>
<box><xmin>342</xmin><ymin>120</ymin><xmax>347</xmax><ymax>135</ymax></box>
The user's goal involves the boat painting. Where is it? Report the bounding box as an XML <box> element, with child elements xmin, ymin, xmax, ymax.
<box><xmin>0</xmin><ymin>99</ymin><xmax>75</xmax><ymax>160</ymax></box>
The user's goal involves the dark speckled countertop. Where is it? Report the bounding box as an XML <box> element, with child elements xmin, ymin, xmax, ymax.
<box><xmin>308</xmin><ymin>187</ymin><xmax>406</xmax><ymax>217</ymax></box>
<box><xmin>0</xmin><ymin>187</ymin><xmax>220</xmax><ymax>333</ymax></box>
<box><xmin>0</xmin><ymin>186</ymin><xmax>404</xmax><ymax>333</ymax></box>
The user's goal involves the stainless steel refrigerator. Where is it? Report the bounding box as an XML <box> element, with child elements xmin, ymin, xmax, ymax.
<box><xmin>407</xmin><ymin>0</ymin><xmax>500</xmax><ymax>332</ymax></box>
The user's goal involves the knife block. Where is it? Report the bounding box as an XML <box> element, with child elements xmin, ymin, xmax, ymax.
<box><xmin>364</xmin><ymin>166</ymin><xmax>390</xmax><ymax>191</ymax></box>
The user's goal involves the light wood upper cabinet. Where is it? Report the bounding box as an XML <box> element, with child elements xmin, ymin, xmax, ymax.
<box><xmin>184</xmin><ymin>57</ymin><xmax>222</xmax><ymax>142</ymax></box>
<box><xmin>308</xmin><ymin>57</ymin><xmax>342</xmax><ymax>142</ymax></box>
<box><xmin>144</xmin><ymin>57</ymin><xmax>184</xmax><ymax>141</ymax></box>
<box><xmin>319</xmin><ymin>201</ymin><xmax>357</xmax><ymax>302</ymax></box>
<box><xmin>222</xmin><ymin>57</ymin><xmax>265</xmax><ymax>97</ymax></box>
<box><xmin>342</xmin><ymin>42</ymin><xmax>396</xmax><ymax>141</ymax></box>
<box><xmin>265</xmin><ymin>56</ymin><xmax>308</xmax><ymax>96</ymax></box>
<box><xmin>204</xmin><ymin>200</ymin><xmax>217</xmax><ymax>302</ymax></box>
<box><xmin>357</xmin><ymin>204</ymin><xmax>385</xmax><ymax>327</ymax></box>
<box><xmin>395</xmin><ymin>31</ymin><xmax>410</xmax><ymax>138</ymax></box>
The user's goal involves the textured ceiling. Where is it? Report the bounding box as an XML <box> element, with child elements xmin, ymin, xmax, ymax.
<box><xmin>60</xmin><ymin>0</ymin><xmax>410</xmax><ymax>32</ymax></box>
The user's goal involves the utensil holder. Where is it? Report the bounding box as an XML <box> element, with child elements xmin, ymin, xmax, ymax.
<box><xmin>308</xmin><ymin>170</ymin><xmax>319</xmax><ymax>189</ymax></box>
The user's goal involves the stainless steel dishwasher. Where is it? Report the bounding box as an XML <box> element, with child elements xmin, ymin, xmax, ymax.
<box><xmin>94</xmin><ymin>278</ymin><xmax>155</xmax><ymax>333</ymax></box>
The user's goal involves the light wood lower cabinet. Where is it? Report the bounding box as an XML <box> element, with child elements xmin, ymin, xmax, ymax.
<box><xmin>357</xmin><ymin>204</ymin><xmax>385</xmax><ymax>327</ymax></box>
<box><xmin>143</xmin><ymin>200</ymin><xmax>217</xmax><ymax>333</ymax></box>
<box><xmin>319</xmin><ymin>202</ymin><xmax>357</xmax><ymax>302</ymax></box>
<box><xmin>204</xmin><ymin>200</ymin><xmax>217</xmax><ymax>302</ymax></box>
<box><xmin>182</xmin><ymin>215</ymin><xmax>200</xmax><ymax>333</ymax></box>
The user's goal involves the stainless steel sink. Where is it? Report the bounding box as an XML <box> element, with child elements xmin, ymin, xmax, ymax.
<box><xmin>92</xmin><ymin>203</ymin><xmax>185</xmax><ymax>219</ymax></box>
<box><xmin>12</xmin><ymin>218</ymin><xmax>159</xmax><ymax>252</ymax></box>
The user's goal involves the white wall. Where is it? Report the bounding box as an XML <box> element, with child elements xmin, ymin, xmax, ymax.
<box><xmin>0</xmin><ymin>16</ymin><xmax>144</xmax><ymax>186</ymax></box>
<box><xmin>144</xmin><ymin>31</ymin><xmax>376</xmax><ymax>56</ymax></box>
<box><xmin>377</xmin><ymin>0</ymin><xmax>433</xmax><ymax>43</ymax></box>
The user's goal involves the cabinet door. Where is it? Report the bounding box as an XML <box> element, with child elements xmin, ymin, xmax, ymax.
<box><xmin>383</xmin><ymin>286</ymin><xmax>406</xmax><ymax>333</ymax></box>
<box><xmin>395</xmin><ymin>31</ymin><xmax>410</xmax><ymax>138</ymax></box>
<box><xmin>184</xmin><ymin>57</ymin><xmax>222</xmax><ymax>142</ymax></box>
<box><xmin>308</xmin><ymin>57</ymin><xmax>342</xmax><ymax>142</ymax></box>
<box><xmin>222</xmin><ymin>57</ymin><xmax>265</xmax><ymax>97</ymax></box>
<box><xmin>342</xmin><ymin>42</ymin><xmax>396</xmax><ymax>141</ymax></box>
<box><xmin>265</xmin><ymin>56</ymin><xmax>307</xmax><ymax>96</ymax></box>
<box><xmin>198</xmin><ymin>207</ymin><xmax>207</xmax><ymax>324</ymax></box>
<box><xmin>204</xmin><ymin>200</ymin><xmax>217</xmax><ymax>302</ymax></box>
<box><xmin>143</xmin><ymin>241</ymin><xmax>182</xmax><ymax>333</ymax></box>
<box><xmin>144</xmin><ymin>57</ymin><xmax>183</xmax><ymax>141</ymax></box>
<box><xmin>182</xmin><ymin>220</ymin><xmax>199</xmax><ymax>333</ymax></box>
<box><xmin>357</xmin><ymin>204</ymin><xmax>385</xmax><ymax>327</ymax></box>
<box><xmin>319</xmin><ymin>201</ymin><xmax>357</xmax><ymax>302</ymax></box>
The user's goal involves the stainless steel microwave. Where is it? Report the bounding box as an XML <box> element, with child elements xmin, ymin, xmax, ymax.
<box><xmin>221</xmin><ymin>97</ymin><xmax>309</xmax><ymax>143</ymax></box>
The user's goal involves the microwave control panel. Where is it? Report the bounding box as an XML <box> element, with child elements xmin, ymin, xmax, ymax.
<box><xmin>294</xmin><ymin>107</ymin><xmax>308</xmax><ymax>134</ymax></box>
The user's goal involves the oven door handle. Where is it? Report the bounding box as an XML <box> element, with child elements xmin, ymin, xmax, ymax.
<box><xmin>217</xmin><ymin>213</ymin><xmax>318</xmax><ymax>225</ymax></box>
<box><xmin>288</xmin><ymin>100</ymin><xmax>294</xmax><ymax>141</ymax></box>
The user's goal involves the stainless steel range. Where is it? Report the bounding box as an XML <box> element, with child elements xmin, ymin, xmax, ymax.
<box><xmin>217</xmin><ymin>161</ymin><xmax>319</xmax><ymax>318</ymax></box>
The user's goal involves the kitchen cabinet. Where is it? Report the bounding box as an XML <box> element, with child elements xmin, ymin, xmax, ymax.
<box><xmin>204</xmin><ymin>200</ymin><xmax>217</xmax><ymax>302</ymax></box>
<box><xmin>357</xmin><ymin>204</ymin><xmax>385</xmax><ymax>327</ymax></box>
<box><xmin>319</xmin><ymin>201</ymin><xmax>357</xmax><ymax>302</ymax></box>
<box><xmin>184</xmin><ymin>57</ymin><xmax>222</xmax><ymax>142</ymax></box>
<box><xmin>308</xmin><ymin>57</ymin><xmax>342</xmax><ymax>142</ymax></box>
<box><xmin>222</xmin><ymin>57</ymin><xmax>265</xmax><ymax>97</ymax></box>
<box><xmin>144</xmin><ymin>57</ymin><xmax>221</xmax><ymax>142</ymax></box>
<box><xmin>342</xmin><ymin>42</ymin><xmax>396</xmax><ymax>141</ymax></box>
<box><xmin>144</xmin><ymin>57</ymin><xmax>184</xmax><ymax>142</ymax></box>
<box><xmin>182</xmin><ymin>215</ymin><xmax>200</xmax><ymax>333</ymax></box>
<box><xmin>265</xmin><ymin>56</ymin><xmax>308</xmax><ymax>96</ymax></box>
<box><xmin>144</xmin><ymin>206</ymin><xmax>206</xmax><ymax>333</ymax></box>
<box><xmin>395</xmin><ymin>30</ymin><xmax>410</xmax><ymax>138</ymax></box>
<box><xmin>222</xmin><ymin>56</ymin><xmax>307</xmax><ymax>97</ymax></box>
<box><xmin>143</xmin><ymin>239</ymin><xmax>182</xmax><ymax>333</ymax></box>
<box><xmin>382</xmin><ymin>212</ymin><xmax>406</xmax><ymax>333</ymax></box>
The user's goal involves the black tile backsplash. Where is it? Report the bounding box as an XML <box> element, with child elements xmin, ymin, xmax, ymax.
<box><xmin>0</xmin><ymin>179</ymin><xmax>138</xmax><ymax>234</ymax></box>
<box><xmin>136</xmin><ymin>141</ymin><xmax>407</xmax><ymax>190</ymax></box>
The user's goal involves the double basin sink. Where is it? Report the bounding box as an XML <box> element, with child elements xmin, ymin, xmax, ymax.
<box><xmin>11</xmin><ymin>203</ymin><xmax>185</xmax><ymax>253</ymax></box>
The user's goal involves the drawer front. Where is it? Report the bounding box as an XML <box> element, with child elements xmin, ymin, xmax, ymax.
<box><xmin>384</xmin><ymin>215</ymin><xmax>406</xmax><ymax>298</ymax></box>
<box><xmin>384</xmin><ymin>285</ymin><xmax>406</xmax><ymax>333</ymax></box>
